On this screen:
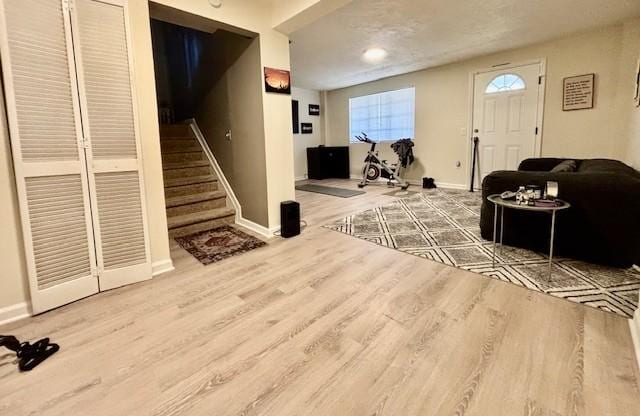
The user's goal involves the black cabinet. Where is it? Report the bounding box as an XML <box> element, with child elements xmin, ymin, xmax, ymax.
<box><xmin>306</xmin><ymin>146</ymin><xmax>350</xmax><ymax>179</ymax></box>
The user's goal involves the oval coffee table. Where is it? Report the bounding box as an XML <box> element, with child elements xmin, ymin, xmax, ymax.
<box><xmin>487</xmin><ymin>194</ymin><xmax>571</xmax><ymax>281</ymax></box>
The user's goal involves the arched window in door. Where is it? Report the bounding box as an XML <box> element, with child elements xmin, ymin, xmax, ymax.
<box><xmin>485</xmin><ymin>73</ymin><xmax>526</xmax><ymax>93</ymax></box>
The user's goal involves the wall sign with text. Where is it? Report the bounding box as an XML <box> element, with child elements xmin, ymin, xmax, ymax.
<box><xmin>301</xmin><ymin>123</ymin><xmax>313</xmax><ymax>134</ymax></box>
<box><xmin>563</xmin><ymin>74</ymin><xmax>595</xmax><ymax>111</ymax></box>
<box><xmin>309</xmin><ymin>104</ymin><xmax>320</xmax><ymax>116</ymax></box>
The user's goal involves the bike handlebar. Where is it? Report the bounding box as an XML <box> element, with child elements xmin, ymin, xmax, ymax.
<box><xmin>354</xmin><ymin>133</ymin><xmax>374</xmax><ymax>144</ymax></box>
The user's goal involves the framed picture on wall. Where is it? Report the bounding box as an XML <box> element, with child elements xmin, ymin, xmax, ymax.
<box><xmin>309</xmin><ymin>104</ymin><xmax>320</xmax><ymax>116</ymax></box>
<box><xmin>264</xmin><ymin>67</ymin><xmax>291</xmax><ymax>94</ymax></box>
<box><xmin>563</xmin><ymin>73</ymin><xmax>595</xmax><ymax>111</ymax></box>
<box><xmin>292</xmin><ymin>100</ymin><xmax>299</xmax><ymax>133</ymax></box>
<box><xmin>301</xmin><ymin>123</ymin><xmax>313</xmax><ymax>134</ymax></box>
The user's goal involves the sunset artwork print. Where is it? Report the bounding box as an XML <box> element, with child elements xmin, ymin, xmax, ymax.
<box><xmin>264</xmin><ymin>67</ymin><xmax>291</xmax><ymax>94</ymax></box>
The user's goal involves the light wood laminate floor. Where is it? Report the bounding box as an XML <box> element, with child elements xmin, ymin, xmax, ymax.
<box><xmin>1</xmin><ymin>180</ymin><xmax>638</xmax><ymax>416</ymax></box>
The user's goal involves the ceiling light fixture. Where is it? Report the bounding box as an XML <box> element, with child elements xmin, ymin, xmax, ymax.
<box><xmin>362</xmin><ymin>48</ymin><xmax>387</xmax><ymax>63</ymax></box>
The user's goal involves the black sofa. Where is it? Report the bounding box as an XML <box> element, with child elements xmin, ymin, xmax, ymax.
<box><xmin>480</xmin><ymin>158</ymin><xmax>640</xmax><ymax>267</ymax></box>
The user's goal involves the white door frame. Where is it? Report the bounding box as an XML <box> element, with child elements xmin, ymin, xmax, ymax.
<box><xmin>465</xmin><ymin>59</ymin><xmax>547</xmax><ymax>190</ymax></box>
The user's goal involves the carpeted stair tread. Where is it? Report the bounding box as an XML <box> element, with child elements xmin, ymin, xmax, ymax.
<box><xmin>161</xmin><ymin>145</ymin><xmax>202</xmax><ymax>153</ymax></box>
<box><xmin>160</xmin><ymin>135</ymin><xmax>196</xmax><ymax>141</ymax></box>
<box><xmin>164</xmin><ymin>175</ymin><xmax>217</xmax><ymax>188</ymax></box>
<box><xmin>160</xmin><ymin>124</ymin><xmax>193</xmax><ymax>137</ymax></box>
<box><xmin>162</xmin><ymin>160</ymin><xmax>210</xmax><ymax>170</ymax></box>
<box><xmin>161</xmin><ymin>123</ymin><xmax>236</xmax><ymax>237</ymax></box>
<box><xmin>165</xmin><ymin>191</ymin><xmax>226</xmax><ymax>209</ymax></box>
<box><xmin>161</xmin><ymin>151</ymin><xmax>206</xmax><ymax>164</ymax></box>
<box><xmin>167</xmin><ymin>207</ymin><xmax>235</xmax><ymax>230</ymax></box>
<box><xmin>163</xmin><ymin>164</ymin><xmax>212</xmax><ymax>180</ymax></box>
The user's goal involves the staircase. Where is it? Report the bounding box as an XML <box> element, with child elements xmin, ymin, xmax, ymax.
<box><xmin>160</xmin><ymin>123</ymin><xmax>235</xmax><ymax>238</ymax></box>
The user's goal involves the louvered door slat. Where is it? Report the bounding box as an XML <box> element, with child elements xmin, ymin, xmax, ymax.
<box><xmin>71</xmin><ymin>0</ymin><xmax>151</xmax><ymax>290</ymax></box>
<box><xmin>0</xmin><ymin>0</ymin><xmax>100</xmax><ymax>313</ymax></box>
<box><xmin>3</xmin><ymin>0</ymin><xmax>79</xmax><ymax>162</ymax></box>
<box><xmin>74</xmin><ymin>0</ymin><xmax>137</xmax><ymax>160</ymax></box>
<box><xmin>25</xmin><ymin>175</ymin><xmax>91</xmax><ymax>290</ymax></box>
<box><xmin>94</xmin><ymin>172</ymin><xmax>147</xmax><ymax>270</ymax></box>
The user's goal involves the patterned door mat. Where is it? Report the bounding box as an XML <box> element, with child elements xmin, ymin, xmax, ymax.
<box><xmin>175</xmin><ymin>226</ymin><xmax>266</xmax><ymax>265</ymax></box>
<box><xmin>325</xmin><ymin>189</ymin><xmax>640</xmax><ymax>318</ymax></box>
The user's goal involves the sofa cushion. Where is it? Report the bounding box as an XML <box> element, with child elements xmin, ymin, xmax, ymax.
<box><xmin>550</xmin><ymin>159</ymin><xmax>577</xmax><ymax>173</ymax></box>
<box><xmin>577</xmin><ymin>159</ymin><xmax>637</xmax><ymax>175</ymax></box>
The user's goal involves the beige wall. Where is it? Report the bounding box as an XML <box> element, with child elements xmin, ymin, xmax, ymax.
<box><xmin>325</xmin><ymin>20</ymin><xmax>640</xmax><ymax>185</ymax></box>
<box><xmin>620</xmin><ymin>20</ymin><xmax>640</xmax><ymax>169</ymax></box>
<box><xmin>197</xmin><ymin>38</ymin><xmax>270</xmax><ymax>226</ymax></box>
<box><xmin>0</xmin><ymin>77</ymin><xmax>29</xmax><ymax>311</ymax></box>
<box><xmin>628</xmin><ymin>104</ymin><xmax>640</xmax><ymax>170</ymax></box>
<box><xmin>128</xmin><ymin>0</ymin><xmax>172</xmax><ymax>274</ymax></box>
<box><xmin>292</xmin><ymin>87</ymin><xmax>325</xmax><ymax>179</ymax></box>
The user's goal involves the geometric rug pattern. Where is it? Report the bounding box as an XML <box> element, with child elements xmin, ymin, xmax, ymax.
<box><xmin>175</xmin><ymin>225</ymin><xmax>266</xmax><ymax>265</ymax></box>
<box><xmin>325</xmin><ymin>189</ymin><xmax>640</xmax><ymax>318</ymax></box>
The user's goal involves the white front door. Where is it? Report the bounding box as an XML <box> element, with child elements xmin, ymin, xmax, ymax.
<box><xmin>471</xmin><ymin>63</ymin><xmax>543</xmax><ymax>188</ymax></box>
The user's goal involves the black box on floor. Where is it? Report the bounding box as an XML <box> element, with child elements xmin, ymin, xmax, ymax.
<box><xmin>422</xmin><ymin>177</ymin><xmax>437</xmax><ymax>189</ymax></box>
<box><xmin>280</xmin><ymin>201</ymin><xmax>300</xmax><ymax>238</ymax></box>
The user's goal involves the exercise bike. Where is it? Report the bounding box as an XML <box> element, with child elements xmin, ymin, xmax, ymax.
<box><xmin>355</xmin><ymin>133</ymin><xmax>410</xmax><ymax>190</ymax></box>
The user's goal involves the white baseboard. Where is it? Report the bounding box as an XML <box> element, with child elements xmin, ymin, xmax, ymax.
<box><xmin>236</xmin><ymin>217</ymin><xmax>278</xmax><ymax>238</ymax></box>
<box><xmin>435</xmin><ymin>182</ymin><xmax>467</xmax><ymax>190</ymax></box>
<box><xmin>0</xmin><ymin>302</ymin><xmax>31</xmax><ymax>326</ymax></box>
<box><xmin>630</xmin><ymin>308</ymin><xmax>640</xmax><ymax>372</ymax></box>
<box><xmin>295</xmin><ymin>175</ymin><xmax>307</xmax><ymax>181</ymax></box>
<box><xmin>348</xmin><ymin>175</ymin><xmax>466</xmax><ymax>190</ymax></box>
<box><xmin>152</xmin><ymin>259</ymin><xmax>174</xmax><ymax>276</ymax></box>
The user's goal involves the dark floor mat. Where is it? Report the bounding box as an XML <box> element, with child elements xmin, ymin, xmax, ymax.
<box><xmin>295</xmin><ymin>184</ymin><xmax>365</xmax><ymax>198</ymax></box>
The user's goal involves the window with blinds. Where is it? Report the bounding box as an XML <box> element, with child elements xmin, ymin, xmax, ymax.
<box><xmin>349</xmin><ymin>87</ymin><xmax>415</xmax><ymax>143</ymax></box>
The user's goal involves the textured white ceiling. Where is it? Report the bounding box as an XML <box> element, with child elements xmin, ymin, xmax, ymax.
<box><xmin>289</xmin><ymin>0</ymin><xmax>640</xmax><ymax>91</ymax></box>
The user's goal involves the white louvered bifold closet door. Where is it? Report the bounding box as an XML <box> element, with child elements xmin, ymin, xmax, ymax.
<box><xmin>70</xmin><ymin>0</ymin><xmax>152</xmax><ymax>290</ymax></box>
<box><xmin>0</xmin><ymin>0</ymin><xmax>99</xmax><ymax>313</ymax></box>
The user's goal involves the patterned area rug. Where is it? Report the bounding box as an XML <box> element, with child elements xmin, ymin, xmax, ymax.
<box><xmin>382</xmin><ymin>189</ymin><xmax>419</xmax><ymax>198</ymax></box>
<box><xmin>175</xmin><ymin>226</ymin><xmax>266</xmax><ymax>265</ymax></box>
<box><xmin>325</xmin><ymin>189</ymin><xmax>640</xmax><ymax>318</ymax></box>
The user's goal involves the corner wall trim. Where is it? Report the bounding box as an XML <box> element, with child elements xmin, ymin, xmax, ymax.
<box><xmin>236</xmin><ymin>217</ymin><xmax>278</xmax><ymax>238</ymax></box>
<box><xmin>630</xmin><ymin>308</ymin><xmax>640</xmax><ymax>372</ymax></box>
<box><xmin>0</xmin><ymin>302</ymin><xmax>31</xmax><ymax>326</ymax></box>
<box><xmin>152</xmin><ymin>259</ymin><xmax>174</xmax><ymax>277</ymax></box>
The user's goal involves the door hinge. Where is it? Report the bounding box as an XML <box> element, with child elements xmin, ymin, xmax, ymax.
<box><xmin>535</xmin><ymin>127</ymin><xmax>539</xmax><ymax>135</ymax></box>
<box><xmin>81</xmin><ymin>137</ymin><xmax>90</xmax><ymax>149</ymax></box>
<box><xmin>62</xmin><ymin>0</ymin><xmax>70</xmax><ymax>11</ymax></box>
<box><xmin>91</xmin><ymin>268</ymin><xmax>99</xmax><ymax>278</ymax></box>
<box><xmin>538</xmin><ymin>76</ymin><xmax>542</xmax><ymax>85</ymax></box>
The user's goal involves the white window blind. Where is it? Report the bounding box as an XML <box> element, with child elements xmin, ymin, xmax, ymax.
<box><xmin>349</xmin><ymin>87</ymin><xmax>415</xmax><ymax>143</ymax></box>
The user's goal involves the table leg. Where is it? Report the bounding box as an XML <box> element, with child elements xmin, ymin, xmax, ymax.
<box><xmin>492</xmin><ymin>203</ymin><xmax>498</xmax><ymax>268</ymax></box>
<box><xmin>499</xmin><ymin>206</ymin><xmax>504</xmax><ymax>254</ymax></box>
<box><xmin>548</xmin><ymin>210</ymin><xmax>556</xmax><ymax>281</ymax></box>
